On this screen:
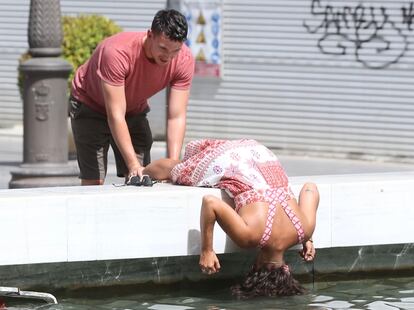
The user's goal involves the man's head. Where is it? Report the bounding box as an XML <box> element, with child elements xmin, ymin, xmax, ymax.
<box><xmin>145</xmin><ymin>9</ymin><xmax>188</xmax><ymax>66</ymax></box>
<box><xmin>151</xmin><ymin>9</ymin><xmax>188</xmax><ymax>42</ymax></box>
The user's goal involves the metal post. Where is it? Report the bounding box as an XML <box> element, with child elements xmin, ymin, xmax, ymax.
<box><xmin>9</xmin><ymin>0</ymin><xmax>79</xmax><ymax>188</ymax></box>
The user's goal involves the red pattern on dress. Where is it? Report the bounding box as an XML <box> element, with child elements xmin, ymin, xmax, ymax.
<box><xmin>256</xmin><ymin>161</ymin><xmax>288</xmax><ymax>189</ymax></box>
<box><xmin>171</xmin><ymin>139</ymin><xmax>304</xmax><ymax>246</ymax></box>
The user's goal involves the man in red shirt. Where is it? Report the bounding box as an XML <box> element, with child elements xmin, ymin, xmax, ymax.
<box><xmin>69</xmin><ymin>9</ymin><xmax>195</xmax><ymax>185</ymax></box>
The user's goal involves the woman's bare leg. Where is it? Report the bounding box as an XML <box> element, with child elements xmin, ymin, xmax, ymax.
<box><xmin>142</xmin><ymin>158</ymin><xmax>181</xmax><ymax>181</ymax></box>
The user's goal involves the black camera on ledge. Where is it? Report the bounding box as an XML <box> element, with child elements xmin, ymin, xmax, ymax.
<box><xmin>126</xmin><ymin>175</ymin><xmax>153</xmax><ymax>187</ymax></box>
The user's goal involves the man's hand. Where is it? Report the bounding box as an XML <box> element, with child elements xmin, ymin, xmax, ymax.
<box><xmin>128</xmin><ymin>164</ymin><xmax>145</xmax><ymax>179</ymax></box>
<box><xmin>199</xmin><ymin>249</ymin><xmax>221</xmax><ymax>275</ymax></box>
<box><xmin>299</xmin><ymin>239</ymin><xmax>316</xmax><ymax>262</ymax></box>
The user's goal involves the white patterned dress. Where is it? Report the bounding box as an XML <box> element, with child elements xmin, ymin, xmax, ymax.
<box><xmin>171</xmin><ymin>139</ymin><xmax>305</xmax><ymax>247</ymax></box>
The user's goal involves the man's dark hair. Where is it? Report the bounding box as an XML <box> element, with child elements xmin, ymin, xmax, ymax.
<box><xmin>151</xmin><ymin>9</ymin><xmax>188</xmax><ymax>42</ymax></box>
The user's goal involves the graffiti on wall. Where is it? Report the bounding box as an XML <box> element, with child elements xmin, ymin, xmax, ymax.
<box><xmin>303</xmin><ymin>0</ymin><xmax>414</xmax><ymax>69</ymax></box>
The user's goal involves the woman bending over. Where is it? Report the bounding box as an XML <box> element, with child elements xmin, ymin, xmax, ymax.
<box><xmin>143</xmin><ymin>139</ymin><xmax>320</xmax><ymax>298</ymax></box>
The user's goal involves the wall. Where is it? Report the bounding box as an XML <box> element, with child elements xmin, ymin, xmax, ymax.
<box><xmin>0</xmin><ymin>172</ymin><xmax>413</xmax><ymax>288</ymax></box>
<box><xmin>187</xmin><ymin>0</ymin><xmax>414</xmax><ymax>163</ymax></box>
<box><xmin>2</xmin><ymin>1</ymin><xmax>414</xmax><ymax>161</ymax></box>
<box><xmin>0</xmin><ymin>0</ymin><xmax>167</xmax><ymax>135</ymax></box>
<box><xmin>0</xmin><ymin>1</ymin><xmax>27</xmax><ymax>126</ymax></box>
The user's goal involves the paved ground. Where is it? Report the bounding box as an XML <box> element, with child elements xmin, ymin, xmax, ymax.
<box><xmin>1</xmin><ymin>125</ymin><xmax>414</xmax><ymax>189</ymax></box>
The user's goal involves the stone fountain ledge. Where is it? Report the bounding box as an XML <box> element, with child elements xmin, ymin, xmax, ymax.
<box><xmin>0</xmin><ymin>172</ymin><xmax>413</xmax><ymax>290</ymax></box>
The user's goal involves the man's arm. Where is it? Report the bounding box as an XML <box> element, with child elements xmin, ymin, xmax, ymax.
<box><xmin>101</xmin><ymin>81</ymin><xmax>144</xmax><ymax>177</ymax></box>
<box><xmin>166</xmin><ymin>88</ymin><xmax>190</xmax><ymax>160</ymax></box>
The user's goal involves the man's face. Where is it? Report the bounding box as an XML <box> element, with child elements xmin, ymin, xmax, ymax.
<box><xmin>147</xmin><ymin>31</ymin><xmax>183</xmax><ymax>66</ymax></box>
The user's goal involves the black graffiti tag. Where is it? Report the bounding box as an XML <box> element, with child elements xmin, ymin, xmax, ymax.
<box><xmin>303</xmin><ymin>0</ymin><xmax>409</xmax><ymax>69</ymax></box>
<box><xmin>402</xmin><ymin>2</ymin><xmax>414</xmax><ymax>30</ymax></box>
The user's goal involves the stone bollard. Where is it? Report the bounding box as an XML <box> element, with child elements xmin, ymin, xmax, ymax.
<box><xmin>9</xmin><ymin>0</ymin><xmax>79</xmax><ymax>188</ymax></box>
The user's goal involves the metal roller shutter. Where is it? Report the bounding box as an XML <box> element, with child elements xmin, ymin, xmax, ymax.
<box><xmin>61</xmin><ymin>0</ymin><xmax>166</xmax><ymax>30</ymax></box>
<box><xmin>187</xmin><ymin>0</ymin><xmax>414</xmax><ymax>162</ymax></box>
<box><xmin>0</xmin><ymin>1</ymin><xmax>28</xmax><ymax>126</ymax></box>
<box><xmin>0</xmin><ymin>0</ymin><xmax>166</xmax><ymax>127</ymax></box>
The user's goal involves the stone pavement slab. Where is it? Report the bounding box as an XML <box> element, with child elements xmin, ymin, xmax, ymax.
<box><xmin>1</xmin><ymin>125</ymin><xmax>414</xmax><ymax>189</ymax></box>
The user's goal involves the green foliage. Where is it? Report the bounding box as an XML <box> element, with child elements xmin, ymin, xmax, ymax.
<box><xmin>62</xmin><ymin>14</ymin><xmax>122</xmax><ymax>84</ymax></box>
<box><xmin>18</xmin><ymin>14</ymin><xmax>122</xmax><ymax>94</ymax></box>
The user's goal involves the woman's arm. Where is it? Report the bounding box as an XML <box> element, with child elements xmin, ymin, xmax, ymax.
<box><xmin>142</xmin><ymin>158</ymin><xmax>181</xmax><ymax>181</ymax></box>
<box><xmin>199</xmin><ymin>195</ymin><xmax>265</xmax><ymax>274</ymax></box>
<box><xmin>297</xmin><ymin>182</ymin><xmax>319</xmax><ymax>261</ymax></box>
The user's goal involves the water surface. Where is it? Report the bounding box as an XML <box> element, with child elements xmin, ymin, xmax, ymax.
<box><xmin>4</xmin><ymin>275</ymin><xmax>414</xmax><ymax>310</ymax></box>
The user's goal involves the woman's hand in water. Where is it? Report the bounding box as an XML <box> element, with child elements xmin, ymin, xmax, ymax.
<box><xmin>300</xmin><ymin>239</ymin><xmax>316</xmax><ymax>261</ymax></box>
<box><xmin>199</xmin><ymin>250</ymin><xmax>221</xmax><ymax>275</ymax></box>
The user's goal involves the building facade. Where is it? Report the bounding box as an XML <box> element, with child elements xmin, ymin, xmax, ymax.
<box><xmin>1</xmin><ymin>0</ymin><xmax>414</xmax><ymax>162</ymax></box>
<box><xmin>187</xmin><ymin>0</ymin><xmax>414</xmax><ymax>163</ymax></box>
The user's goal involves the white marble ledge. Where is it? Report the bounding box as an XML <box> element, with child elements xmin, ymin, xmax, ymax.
<box><xmin>0</xmin><ymin>182</ymin><xmax>201</xmax><ymax>198</ymax></box>
<box><xmin>0</xmin><ymin>172</ymin><xmax>413</xmax><ymax>266</ymax></box>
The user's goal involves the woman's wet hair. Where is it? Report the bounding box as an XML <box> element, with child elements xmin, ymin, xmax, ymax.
<box><xmin>231</xmin><ymin>263</ymin><xmax>306</xmax><ymax>299</ymax></box>
<box><xmin>151</xmin><ymin>9</ymin><xmax>188</xmax><ymax>42</ymax></box>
